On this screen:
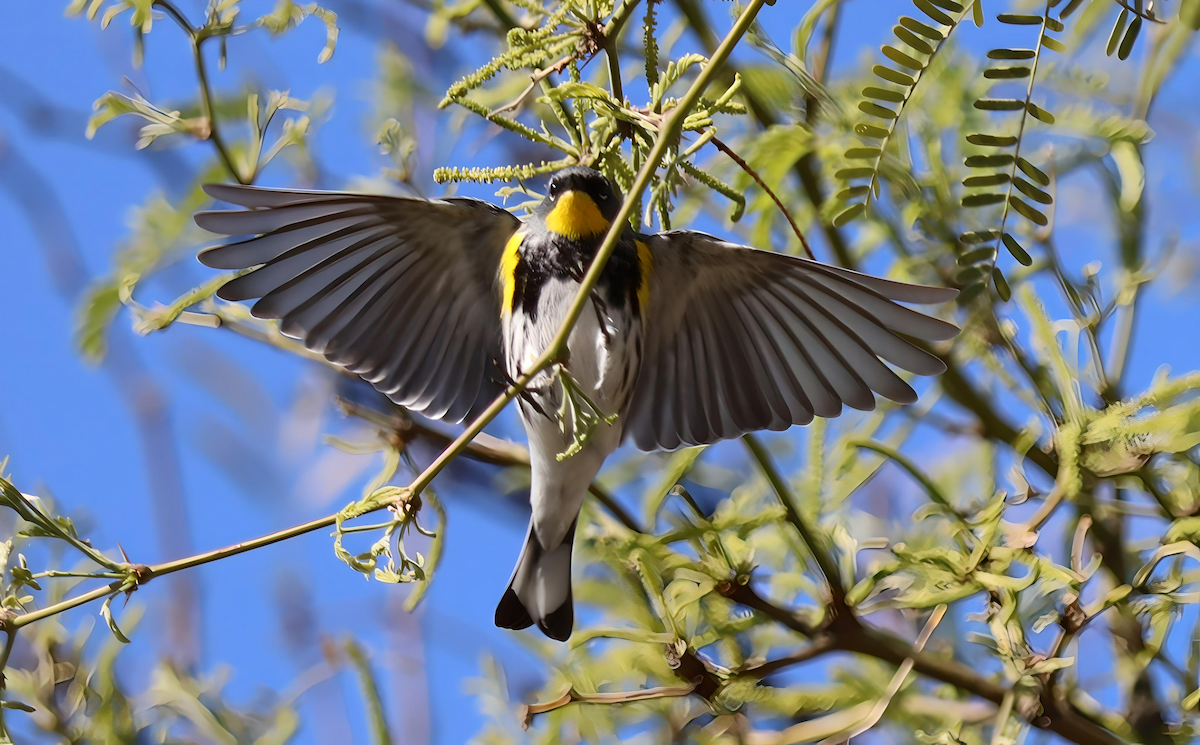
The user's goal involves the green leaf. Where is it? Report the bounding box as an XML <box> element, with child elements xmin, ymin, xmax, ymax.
<box><xmin>101</xmin><ymin>593</ymin><xmax>132</xmax><ymax>644</ymax></box>
<box><xmin>972</xmin><ymin>0</ymin><xmax>985</xmax><ymax>26</ymax></box>
<box><xmin>957</xmin><ymin>264</ymin><xmax>990</xmax><ymax>284</ymax></box>
<box><xmin>1017</xmin><ymin>157</ymin><xmax>1050</xmax><ymax>185</ymax></box>
<box><xmin>836</xmin><ymin>167</ymin><xmax>875</xmax><ymax>180</ymax></box>
<box><xmin>0</xmin><ymin>701</ymin><xmax>35</xmax><ymax>713</ymax></box>
<box><xmin>914</xmin><ymin>0</ymin><xmax>954</xmax><ymax>25</ymax></box>
<box><xmin>961</xmin><ymin>229</ymin><xmax>1000</xmax><ymax>243</ymax></box>
<box><xmin>1042</xmin><ymin>35</ymin><xmax>1067</xmax><ymax>53</ymax></box>
<box><xmin>854</xmin><ymin>123</ymin><xmax>891</xmax><ymax>138</ymax></box>
<box><xmin>845</xmin><ymin>147</ymin><xmax>882</xmax><ymax>160</ymax></box>
<box><xmin>962</xmin><ymin>193</ymin><xmax>1005</xmax><ymax>207</ymax></box>
<box><xmin>344</xmin><ymin>639</ymin><xmax>394</xmax><ymax>745</ymax></box>
<box><xmin>974</xmin><ymin>98</ymin><xmax>1025</xmax><ymax>111</ymax></box>
<box><xmin>1002</xmin><ymin>233</ymin><xmax>1033</xmax><ymax>265</ymax></box>
<box><xmin>894</xmin><ymin>26</ymin><xmax>934</xmax><ymax>55</ymax></box>
<box><xmin>1061</xmin><ymin>0</ymin><xmax>1086</xmax><ymax>18</ymax></box>
<box><xmin>984</xmin><ymin>66</ymin><xmax>1032</xmax><ymax>79</ymax></box>
<box><xmin>963</xmin><ymin>173</ymin><xmax>1010</xmax><ymax>187</ymax></box>
<box><xmin>1044</xmin><ymin>17</ymin><xmax>1064</xmax><ymax>33</ymax></box>
<box><xmin>1027</xmin><ymin>657</ymin><xmax>1074</xmax><ymax>675</ymax></box>
<box><xmin>833</xmin><ymin>203</ymin><xmax>866</xmax><ymax>226</ymax></box>
<box><xmin>997</xmin><ymin>13</ymin><xmax>1043</xmax><ymax>24</ymax></box>
<box><xmin>863</xmin><ymin>86</ymin><xmax>906</xmax><ymax>103</ymax></box>
<box><xmin>927</xmin><ymin>0</ymin><xmax>965</xmax><ymax>10</ymax></box>
<box><xmin>873</xmin><ymin>65</ymin><xmax>916</xmax><ymax>86</ymax></box>
<box><xmin>837</xmin><ymin>185</ymin><xmax>871</xmax><ymax>200</ymax></box>
<box><xmin>992</xmin><ymin>266</ymin><xmax>1011</xmax><ymax>300</ymax></box>
<box><xmin>964</xmin><ymin>154</ymin><xmax>1014</xmax><ymax>168</ymax></box>
<box><xmin>1026</xmin><ymin>102</ymin><xmax>1055</xmax><ymax>123</ymax></box>
<box><xmin>1009</xmin><ymin>195</ymin><xmax>1048</xmax><ymax>226</ymax></box>
<box><xmin>1107</xmin><ymin>8</ymin><xmax>1130</xmax><ymax>56</ymax></box>
<box><xmin>1014</xmin><ymin>176</ymin><xmax>1052</xmax><ymax>204</ymax></box>
<box><xmin>1118</xmin><ymin>16</ymin><xmax>1142</xmax><ymax>60</ymax></box>
<box><xmin>958</xmin><ymin>247</ymin><xmax>997</xmax><ymax>265</ymax></box>
<box><xmin>882</xmin><ymin>45</ymin><xmax>924</xmax><ymax>69</ymax></box>
<box><xmin>987</xmin><ymin>48</ymin><xmax>1035</xmax><ymax>59</ymax></box>
<box><xmin>1184</xmin><ymin>688</ymin><xmax>1200</xmax><ymax>711</ymax></box>
<box><xmin>957</xmin><ymin>284</ymin><xmax>986</xmax><ymax>305</ymax></box>
<box><xmin>257</xmin><ymin>1</ymin><xmax>340</xmax><ymax>64</ymax></box>
<box><xmin>966</xmin><ymin>133</ymin><xmax>1018</xmax><ymax>147</ymax></box>
<box><xmin>900</xmin><ymin>15</ymin><xmax>945</xmax><ymax>40</ymax></box>
<box><xmin>859</xmin><ymin>101</ymin><xmax>899</xmax><ymax>119</ymax></box>
<box><xmin>75</xmin><ymin>282</ymin><xmax>122</xmax><ymax>364</ymax></box>
<box><xmin>1184</xmin><ymin>0</ymin><xmax>1200</xmax><ymax>30</ymax></box>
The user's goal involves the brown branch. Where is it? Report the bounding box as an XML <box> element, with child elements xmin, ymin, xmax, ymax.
<box><xmin>520</xmin><ymin>681</ymin><xmax>699</xmax><ymax>729</ymax></box>
<box><xmin>720</xmin><ymin>581</ymin><xmax>1128</xmax><ymax>745</ymax></box>
<box><xmin>710</xmin><ymin>135</ymin><xmax>814</xmax><ymax>259</ymax></box>
<box><xmin>738</xmin><ymin>635</ymin><xmax>837</xmax><ymax>678</ymax></box>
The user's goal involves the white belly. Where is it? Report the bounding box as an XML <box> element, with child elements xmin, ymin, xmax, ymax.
<box><xmin>502</xmin><ymin>278</ymin><xmax>641</xmax><ymax>546</ymax></box>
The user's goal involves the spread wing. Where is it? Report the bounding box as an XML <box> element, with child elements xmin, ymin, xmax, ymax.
<box><xmin>624</xmin><ymin>231</ymin><xmax>958</xmax><ymax>451</ymax></box>
<box><xmin>195</xmin><ymin>184</ymin><xmax>521</xmax><ymax>424</ymax></box>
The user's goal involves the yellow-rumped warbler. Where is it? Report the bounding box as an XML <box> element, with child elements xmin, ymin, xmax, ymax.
<box><xmin>194</xmin><ymin>166</ymin><xmax>957</xmax><ymax>641</ymax></box>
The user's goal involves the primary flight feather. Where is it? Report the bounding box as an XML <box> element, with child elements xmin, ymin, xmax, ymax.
<box><xmin>194</xmin><ymin>166</ymin><xmax>957</xmax><ymax>641</ymax></box>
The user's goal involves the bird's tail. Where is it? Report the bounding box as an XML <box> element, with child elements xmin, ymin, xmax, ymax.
<box><xmin>495</xmin><ymin>519</ymin><xmax>576</xmax><ymax>641</ymax></box>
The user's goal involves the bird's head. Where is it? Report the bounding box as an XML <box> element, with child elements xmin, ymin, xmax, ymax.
<box><xmin>536</xmin><ymin>167</ymin><xmax>622</xmax><ymax>239</ymax></box>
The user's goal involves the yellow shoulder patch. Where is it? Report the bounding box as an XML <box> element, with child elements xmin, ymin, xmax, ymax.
<box><xmin>545</xmin><ymin>191</ymin><xmax>611</xmax><ymax>239</ymax></box>
<box><xmin>636</xmin><ymin>239</ymin><xmax>653</xmax><ymax>314</ymax></box>
<box><xmin>500</xmin><ymin>231</ymin><xmax>524</xmax><ymax>316</ymax></box>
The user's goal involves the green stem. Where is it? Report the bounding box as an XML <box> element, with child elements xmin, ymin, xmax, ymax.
<box><xmin>11</xmin><ymin>512</ymin><xmax>333</xmax><ymax>630</ymax></box>
<box><xmin>0</xmin><ymin>628</ymin><xmax>16</xmax><ymax>740</ymax></box>
<box><xmin>850</xmin><ymin>440</ymin><xmax>972</xmax><ymax>550</ymax></box>
<box><xmin>987</xmin><ymin>0</ymin><xmax>1052</xmax><ymax>284</ymax></box>
<box><xmin>151</xmin><ymin>0</ymin><xmax>245</xmax><ymax>183</ymax></box>
<box><xmin>743</xmin><ymin>433</ymin><xmax>847</xmax><ymax>610</ymax></box>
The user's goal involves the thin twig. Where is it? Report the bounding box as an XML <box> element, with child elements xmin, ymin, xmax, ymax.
<box><xmin>152</xmin><ymin>0</ymin><xmax>245</xmax><ymax>183</ymax></box>
<box><xmin>1111</xmin><ymin>0</ymin><xmax>1167</xmax><ymax>22</ymax></box>
<box><xmin>738</xmin><ymin>635</ymin><xmax>837</xmax><ymax>678</ymax></box>
<box><xmin>521</xmin><ymin>680</ymin><xmax>698</xmax><ymax>728</ymax></box>
<box><xmin>0</xmin><ymin>629</ymin><xmax>17</xmax><ymax>737</ymax></box>
<box><xmin>710</xmin><ymin>135</ymin><xmax>813</xmax><ymax>259</ymax></box>
<box><xmin>743</xmin><ymin>433</ymin><xmax>847</xmax><ymax>610</ymax></box>
<box><xmin>829</xmin><ymin>605</ymin><xmax>947</xmax><ymax>743</ymax></box>
<box><xmin>336</xmin><ymin>398</ymin><xmax>645</xmax><ymax>533</ymax></box>
<box><xmin>489</xmin><ymin>55</ymin><xmax>575</xmax><ymax>116</ymax></box>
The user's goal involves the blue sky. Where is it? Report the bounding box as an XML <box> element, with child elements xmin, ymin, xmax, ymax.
<box><xmin>1</xmin><ymin>1</ymin><xmax>1198</xmax><ymax>743</ymax></box>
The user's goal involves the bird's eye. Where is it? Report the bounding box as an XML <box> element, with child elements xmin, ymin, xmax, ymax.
<box><xmin>548</xmin><ymin>182</ymin><xmax>560</xmax><ymax>198</ymax></box>
<box><xmin>597</xmin><ymin>191</ymin><xmax>609</xmax><ymax>201</ymax></box>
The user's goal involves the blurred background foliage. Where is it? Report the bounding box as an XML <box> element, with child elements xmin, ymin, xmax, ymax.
<box><xmin>1</xmin><ymin>0</ymin><xmax>1199</xmax><ymax>742</ymax></box>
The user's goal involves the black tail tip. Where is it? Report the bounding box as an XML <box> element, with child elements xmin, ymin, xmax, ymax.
<box><xmin>536</xmin><ymin>601</ymin><xmax>573</xmax><ymax>642</ymax></box>
<box><xmin>494</xmin><ymin>587</ymin><xmax>533</xmax><ymax>631</ymax></box>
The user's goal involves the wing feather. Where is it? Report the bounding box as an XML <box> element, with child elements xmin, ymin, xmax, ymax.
<box><xmin>196</xmin><ymin>186</ymin><xmax>519</xmax><ymax>423</ymax></box>
<box><xmin>625</xmin><ymin>232</ymin><xmax>957</xmax><ymax>450</ymax></box>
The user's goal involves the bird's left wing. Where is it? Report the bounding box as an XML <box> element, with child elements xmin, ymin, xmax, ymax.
<box><xmin>624</xmin><ymin>231</ymin><xmax>958</xmax><ymax>451</ymax></box>
<box><xmin>195</xmin><ymin>184</ymin><xmax>521</xmax><ymax>423</ymax></box>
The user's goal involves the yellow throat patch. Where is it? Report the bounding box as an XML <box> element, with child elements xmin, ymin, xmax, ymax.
<box><xmin>544</xmin><ymin>191</ymin><xmax>611</xmax><ymax>239</ymax></box>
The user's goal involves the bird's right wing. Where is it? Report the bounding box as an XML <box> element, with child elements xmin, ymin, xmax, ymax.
<box><xmin>196</xmin><ymin>184</ymin><xmax>522</xmax><ymax>424</ymax></box>
<box><xmin>624</xmin><ymin>231</ymin><xmax>959</xmax><ymax>451</ymax></box>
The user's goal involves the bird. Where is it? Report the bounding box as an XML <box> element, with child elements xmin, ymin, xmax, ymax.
<box><xmin>193</xmin><ymin>166</ymin><xmax>958</xmax><ymax>641</ymax></box>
